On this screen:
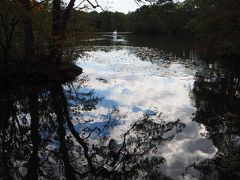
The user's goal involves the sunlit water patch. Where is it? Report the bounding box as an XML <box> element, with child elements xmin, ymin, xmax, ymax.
<box><xmin>73</xmin><ymin>46</ymin><xmax>217</xmax><ymax>179</ymax></box>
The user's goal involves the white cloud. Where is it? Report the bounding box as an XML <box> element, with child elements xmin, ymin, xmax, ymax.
<box><xmin>73</xmin><ymin>0</ymin><xmax>186</xmax><ymax>13</ymax></box>
<box><xmin>75</xmin><ymin>0</ymin><xmax>145</xmax><ymax>13</ymax></box>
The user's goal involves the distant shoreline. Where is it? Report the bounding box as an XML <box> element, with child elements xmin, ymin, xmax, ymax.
<box><xmin>94</xmin><ymin>32</ymin><xmax>132</xmax><ymax>35</ymax></box>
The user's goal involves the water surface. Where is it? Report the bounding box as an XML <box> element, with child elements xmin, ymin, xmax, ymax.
<box><xmin>1</xmin><ymin>34</ymin><xmax>240</xmax><ymax>180</ymax></box>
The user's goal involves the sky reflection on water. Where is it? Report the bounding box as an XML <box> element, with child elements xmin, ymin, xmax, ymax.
<box><xmin>2</xmin><ymin>35</ymin><xmax>239</xmax><ymax>179</ymax></box>
<box><xmin>75</xmin><ymin>46</ymin><xmax>217</xmax><ymax>179</ymax></box>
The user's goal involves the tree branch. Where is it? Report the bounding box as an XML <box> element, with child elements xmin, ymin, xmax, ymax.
<box><xmin>63</xmin><ymin>0</ymin><xmax>76</xmax><ymax>30</ymax></box>
<box><xmin>29</xmin><ymin>0</ymin><xmax>45</xmax><ymax>10</ymax></box>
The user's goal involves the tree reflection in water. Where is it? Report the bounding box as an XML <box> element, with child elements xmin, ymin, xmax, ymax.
<box><xmin>0</xmin><ymin>80</ymin><xmax>185</xmax><ymax>179</ymax></box>
<box><xmin>186</xmin><ymin>64</ymin><xmax>240</xmax><ymax>179</ymax></box>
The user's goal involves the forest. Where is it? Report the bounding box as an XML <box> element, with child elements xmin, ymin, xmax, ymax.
<box><xmin>1</xmin><ymin>1</ymin><xmax>240</xmax><ymax>179</ymax></box>
<box><xmin>1</xmin><ymin>0</ymin><xmax>240</xmax><ymax>66</ymax></box>
<box><xmin>81</xmin><ymin>0</ymin><xmax>240</xmax><ymax>57</ymax></box>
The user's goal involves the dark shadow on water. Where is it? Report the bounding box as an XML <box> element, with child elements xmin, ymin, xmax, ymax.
<box><xmin>185</xmin><ymin>62</ymin><xmax>240</xmax><ymax>179</ymax></box>
<box><xmin>0</xmin><ymin>79</ymin><xmax>185</xmax><ymax>179</ymax></box>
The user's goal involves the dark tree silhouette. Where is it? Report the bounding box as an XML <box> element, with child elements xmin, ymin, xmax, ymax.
<box><xmin>0</xmin><ymin>78</ymin><xmax>185</xmax><ymax>179</ymax></box>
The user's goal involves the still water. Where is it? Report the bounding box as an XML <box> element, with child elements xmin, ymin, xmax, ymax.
<box><xmin>1</xmin><ymin>35</ymin><xmax>240</xmax><ymax>179</ymax></box>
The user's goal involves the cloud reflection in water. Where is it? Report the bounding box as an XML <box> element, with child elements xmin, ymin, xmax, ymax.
<box><xmin>75</xmin><ymin>46</ymin><xmax>217</xmax><ymax>179</ymax></box>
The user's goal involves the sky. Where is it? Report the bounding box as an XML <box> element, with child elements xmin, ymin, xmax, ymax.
<box><xmin>75</xmin><ymin>0</ymin><xmax>184</xmax><ymax>14</ymax></box>
<box><xmin>75</xmin><ymin>0</ymin><xmax>150</xmax><ymax>14</ymax></box>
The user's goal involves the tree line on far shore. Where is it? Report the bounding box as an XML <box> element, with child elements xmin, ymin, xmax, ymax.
<box><xmin>1</xmin><ymin>0</ymin><xmax>240</xmax><ymax>66</ymax></box>
<box><xmin>77</xmin><ymin>0</ymin><xmax>240</xmax><ymax>57</ymax></box>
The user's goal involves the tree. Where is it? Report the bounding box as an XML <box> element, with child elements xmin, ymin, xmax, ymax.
<box><xmin>48</xmin><ymin>0</ymin><xmax>78</xmax><ymax>63</ymax></box>
<box><xmin>185</xmin><ymin>61</ymin><xmax>240</xmax><ymax>179</ymax></box>
<box><xmin>0</xmin><ymin>1</ymin><xmax>22</xmax><ymax>65</ymax></box>
<box><xmin>184</xmin><ymin>0</ymin><xmax>240</xmax><ymax>56</ymax></box>
<box><xmin>0</xmin><ymin>77</ymin><xmax>185</xmax><ymax>179</ymax></box>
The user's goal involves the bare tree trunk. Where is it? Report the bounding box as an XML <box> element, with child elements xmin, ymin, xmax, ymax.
<box><xmin>50</xmin><ymin>85</ymin><xmax>77</xmax><ymax>180</ymax></box>
<box><xmin>22</xmin><ymin>0</ymin><xmax>34</xmax><ymax>62</ymax></box>
<box><xmin>0</xmin><ymin>14</ymin><xmax>17</xmax><ymax>65</ymax></box>
<box><xmin>49</xmin><ymin>0</ymin><xmax>76</xmax><ymax>63</ymax></box>
<box><xmin>2</xmin><ymin>47</ymin><xmax>8</xmax><ymax>65</ymax></box>
<box><xmin>26</xmin><ymin>93</ymin><xmax>40</xmax><ymax>180</ymax></box>
<box><xmin>23</xmin><ymin>19</ymin><xmax>34</xmax><ymax>62</ymax></box>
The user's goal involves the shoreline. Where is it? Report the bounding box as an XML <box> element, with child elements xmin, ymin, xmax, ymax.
<box><xmin>0</xmin><ymin>61</ymin><xmax>82</xmax><ymax>90</ymax></box>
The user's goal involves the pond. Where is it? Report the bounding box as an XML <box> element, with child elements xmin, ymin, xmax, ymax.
<box><xmin>1</xmin><ymin>34</ymin><xmax>240</xmax><ymax>180</ymax></box>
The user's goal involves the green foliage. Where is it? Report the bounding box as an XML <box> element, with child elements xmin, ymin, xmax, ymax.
<box><xmin>183</xmin><ymin>0</ymin><xmax>240</xmax><ymax>56</ymax></box>
<box><xmin>0</xmin><ymin>0</ymin><xmax>52</xmax><ymax>63</ymax></box>
<box><xmin>84</xmin><ymin>11</ymin><xmax>129</xmax><ymax>32</ymax></box>
<box><xmin>32</xmin><ymin>1</ymin><xmax>52</xmax><ymax>57</ymax></box>
<box><xmin>83</xmin><ymin>3</ymin><xmax>191</xmax><ymax>34</ymax></box>
<box><xmin>1</xmin><ymin>0</ymin><xmax>240</xmax><ymax>62</ymax></box>
<box><xmin>0</xmin><ymin>0</ymin><xmax>25</xmax><ymax>63</ymax></box>
<box><xmin>128</xmin><ymin>4</ymin><xmax>191</xmax><ymax>34</ymax></box>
